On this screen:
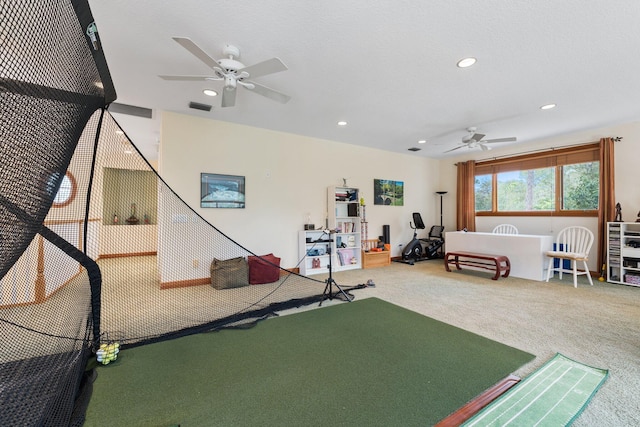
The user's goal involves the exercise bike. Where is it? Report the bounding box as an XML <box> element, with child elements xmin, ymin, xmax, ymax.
<box><xmin>401</xmin><ymin>213</ymin><xmax>445</xmax><ymax>264</ymax></box>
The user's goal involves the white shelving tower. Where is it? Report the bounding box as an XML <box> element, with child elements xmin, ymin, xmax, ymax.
<box><xmin>298</xmin><ymin>229</ymin><xmax>333</xmax><ymax>276</ymax></box>
<box><xmin>327</xmin><ymin>186</ymin><xmax>362</xmax><ymax>271</ymax></box>
<box><xmin>607</xmin><ymin>222</ymin><xmax>640</xmax><ymax>287</ymax></box>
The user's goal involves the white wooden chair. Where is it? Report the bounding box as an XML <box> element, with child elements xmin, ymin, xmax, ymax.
<box><xmin>492</xmin><ymin>224</ymin><xmax>519</xmax><ymax>235</ymax></box>
<box><xmin>545</xmin><ymin>226</ymin><xmax>594</xmax><ymax>287</ymax></box>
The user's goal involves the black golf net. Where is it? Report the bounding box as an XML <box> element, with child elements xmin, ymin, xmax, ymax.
<box><xmin>0</xmin><ymin>1</ymin><xmax>338</xmax><ymax>425</ymax></box>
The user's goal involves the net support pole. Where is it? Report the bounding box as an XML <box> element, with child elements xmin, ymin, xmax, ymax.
<box><xmin>39</xmin><ymin>225</ymin><xmax>102</xmax><ymax>346</ymax></box>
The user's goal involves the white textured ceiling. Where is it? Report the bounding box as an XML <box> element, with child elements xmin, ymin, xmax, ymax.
<box><xmin>87</xmin><ymin>0</ymin><xmax>640</xmax><ymax>160</ymax></box>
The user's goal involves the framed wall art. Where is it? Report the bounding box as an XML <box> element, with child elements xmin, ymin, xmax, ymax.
<box><xmin>374</xmin><ymin>179</ymin><xmax>404</xmax><ymax>206</ymax></box>
<box><xmin>200</xmin><ymin>173</ymin><xmax>245</xmax><ymax>208</ymax></box>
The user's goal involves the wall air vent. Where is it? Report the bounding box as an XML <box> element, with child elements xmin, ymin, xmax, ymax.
<box><xmin>189</xmin><ymin>102</ymin><xmax>212</xmax><ymax>112</ymax></box>
<box><xmin>408</xmin><ymin>147</ymin><xmax>421</xmax><ymax>152</ymax></box>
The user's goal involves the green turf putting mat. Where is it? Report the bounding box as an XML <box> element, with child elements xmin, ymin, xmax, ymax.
<box><xmin>462</xmin><ymin>353</ymin><xmax>608</xmax><ymax>426</ymax></box>
<box><xmin>85</xmin><ymin>297</ymin><xmax>534</xmax><ymax>426</ymax></box>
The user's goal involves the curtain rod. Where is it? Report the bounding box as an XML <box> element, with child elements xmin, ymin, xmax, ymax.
<box><xmin>455</xmin><ymin>136</ymin><xmax>621</xmax><ymax>165</ymax></box>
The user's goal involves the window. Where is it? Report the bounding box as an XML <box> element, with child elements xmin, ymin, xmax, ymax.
<box><xmin>562</xmin><ymin>161</ymin><xmax>599</xmax><ymax>210</ymax></box>
<box><xmin>52</xmin><ymin>172</ymin><xmax>77</xmax><ymax>208</ymax></box>
<box><xmin>475</xmin><ymin>143</ymin><xmax>599</xmax><ymax>216</ymax></box>
<box><xmin>496</xmin><ymin>168</ymin><xmax>555</xmax><ymax>211</ymax></box>
<box><xmin>474</xmin><ymin>174</ymin><xmax>492</xmax><ymax>212</ymax></box>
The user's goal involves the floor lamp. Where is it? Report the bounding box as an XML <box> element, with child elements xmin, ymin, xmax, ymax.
<box><xmin>436</xmin><ymin>191</ymin><xmax>447</xmax><ymax>227</ymax></box>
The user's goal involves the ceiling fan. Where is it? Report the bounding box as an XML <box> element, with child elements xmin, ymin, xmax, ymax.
<box><xmin>159</xmin><ymin>37</ymin><xmax>291</xmax><ymax>108</ymax></box>
<box><xmin>444</xmin><ymin>127</ymin><xmax>517</xmax><ymax>153</ymax></box>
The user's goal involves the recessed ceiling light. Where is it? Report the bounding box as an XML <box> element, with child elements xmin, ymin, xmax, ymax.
<box><xmin>540</xmin><ymin>103</ymin><xmax>557</xmax><ymax>110</ymax></box>
<box><xmin>337</xmin><ymin>121</ymin><xmax>348</xmax><ymax>126</ymax></box>
<box><xmin>457</xmin><ymin>57</ymin><xmax>477</xmax><ymax>68</ymax></box>
<box><xmin>418</xmin><ymin>140</ymin><xmax>427</xmax><ymax>144</ymax></box>
<box><xmin>203</xmin><ymin>89</ymin><xmax>218</xmax><ymax>97</ymax></box>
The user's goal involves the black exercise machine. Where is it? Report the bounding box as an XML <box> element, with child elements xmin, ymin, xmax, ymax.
<box><xmin>400</xmin><ymin>213</ymin><xmax>445</xmax><ymax>264</ymax></box>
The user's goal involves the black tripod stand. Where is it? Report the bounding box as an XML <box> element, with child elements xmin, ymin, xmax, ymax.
<box><xmin>319</xmin><ymin>234</ymin><xmax>353</xmax><ymax>306</ymax></box>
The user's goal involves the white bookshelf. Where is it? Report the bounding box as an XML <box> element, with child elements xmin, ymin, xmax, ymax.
<box><xmin>298</xmin><ymin>229</ymin><xmax>332</xmax><ymax>276</ymax></box>
<box><xmin>607</xmin><ymin>222</ymin><xmax>640</xmax><ymax>287</ymax></box>
<box><xmin>327</xmin><ymin>186</ymin><xmax>361</xmax><ymax>271</ymax></box>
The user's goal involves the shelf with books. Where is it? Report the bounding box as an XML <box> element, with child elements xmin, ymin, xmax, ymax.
<box><xmin>327</xmin><ymin>186</ymin><xmax>361</xmax><ymax>272</ymax></box>
<box><xmin>298</xmin><ymin>229</ymin><xmax>332</xmax><ymax>276</ymax></box>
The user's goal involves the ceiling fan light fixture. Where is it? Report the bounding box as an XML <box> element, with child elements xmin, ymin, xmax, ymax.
<box><xmin>163</xmin><ymin>38</ymin><xmax>290</xmax><ymax>108</ymax></box>
<box><xmin>540</xmin><ymin>103</ymin><xmax>557</xmax><ymax>110</ymax></box>
<box><xmin>224</xmin><ymin>76</ymin><xmax>237</xmax><ymax>90</ymax></box>
<box><xmin>457</xmin><ymin>57</ymin><xmax>477</xmax><ymax>68</ymax></box>
<box><xmin>203</xmin><ymin>89</ymin><xmax>218</xmax><ymax>97</ymax></box>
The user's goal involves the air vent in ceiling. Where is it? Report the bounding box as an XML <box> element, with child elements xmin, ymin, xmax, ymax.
<box><xmin>189</xmin><ymin>102</ymin><xmax>212</xmax><ymax>112</ymax></box>
<box><xmin>408</xmin><ymin>147</ymin><xmax>421</xmax><ymax>152</ymax></box>
<box><xmin>109</xmin><ymin>102</ymin><xmax>153</xmax><ymax>119</ymax></box>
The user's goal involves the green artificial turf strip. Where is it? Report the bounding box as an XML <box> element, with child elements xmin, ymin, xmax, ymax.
<box><xmin>84</xmin><ymin>297</ymin><xmax>534</xmax><ymax>426</ymax></box>
<box><xmin>462</xmin><ymin>353</ymin><xmax>608</xmax><ymax>426</ymax></box>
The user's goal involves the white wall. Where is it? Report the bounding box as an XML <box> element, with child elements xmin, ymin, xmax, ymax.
<box><xmin>159</xmin><ymin>112</ymin><xmax>442</xmax><ymax>269</ymax></box>
<box><xmin>158</xmin><ymin>111</ymin><xmax>639</xmax><ymax>272</ymax></box>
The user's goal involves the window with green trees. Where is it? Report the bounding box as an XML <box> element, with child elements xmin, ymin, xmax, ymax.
<box><xmin>562</xmin><ymin>161</ymin><xmax>599</xmax><ymax>210</ymax></box>
<box><xmin>474</xmin><ymin>144</ymin><xmax>599</xmax><ymax>216</ymax></box>
<box><xmin>475</xmin><ymin>174</ymin><xmax>492</xmax><ymax>212</ymax></box>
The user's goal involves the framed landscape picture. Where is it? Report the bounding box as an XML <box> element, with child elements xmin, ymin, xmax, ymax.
<box><xmin>200</xmin><ymin>173</ymin><xmax>245</xmax><ymax>208</ymax></box>
<box><xmin>374</xmin><ymin>179</ymin><xmax>404</xmax><ymax>206</ymax></box>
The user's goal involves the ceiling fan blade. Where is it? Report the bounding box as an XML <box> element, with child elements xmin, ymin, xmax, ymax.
<box><xmin>239</xmin><ymin>57</ymin><xmax>288</xmax><ymax>79</ymax></box>
<box><xmin>158</xmin><ymin>75</ymin><xmax>213</xmax><ymax>81</ymax></box>
<box><xmin>244</xmin><ymin>81</ymin><xmax>291</xmax><ymax>104</ymax></box>
<box><xmin>172</xmin><ymin>37</ymin><xmax>224</xmax><ymax>71</ymax></box>
<box><xmin>482</xmin><ymin>137</ymin><xmax>517</xmax><ymax>144</ymax></box>
<box><xmin>444</xmin><ymin>145</ymin><xmax>465</xmax><ymax>153</ymax></box>
<box><xmin>471</xmin><ymin>133</ymin><xmax>486</xmax><ymax>142</ymax></box>
<box><xmin>221</xmin><ymin>87</ymin><xmax>237</xmax><ymax>107</ymax></box>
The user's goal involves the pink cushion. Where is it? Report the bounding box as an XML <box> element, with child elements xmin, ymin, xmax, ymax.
<box><xmin>248</xmin><ymin>253</ymin><xmax>281</xmax><ymax>284</ymax></box>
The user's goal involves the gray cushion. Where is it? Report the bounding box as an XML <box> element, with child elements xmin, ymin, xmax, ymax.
<box><xmin>210</xmin><ymin>257</ymin><xmax>249</xmax><ymax>289</ymax></box>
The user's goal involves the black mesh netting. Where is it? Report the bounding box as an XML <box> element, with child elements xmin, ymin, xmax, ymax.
<box><xmin>1</xmin><ymin>1</ymin><xmax>340</xmax><ymax>425</ymax></box>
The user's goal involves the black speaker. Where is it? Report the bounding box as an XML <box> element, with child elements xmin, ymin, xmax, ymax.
<box><xmin>383</xmin><ymin>225</ymin><xmax>390</xmax><ymax>244</ymax></box>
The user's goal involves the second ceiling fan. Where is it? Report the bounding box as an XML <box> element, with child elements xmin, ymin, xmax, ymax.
<box><xmin>445</xmin><ymin>127</ymin><xmax>517</xmax><ymax>153</ymax></box>
<box><xmin>159</xmin><ymin>37</ymin><xmax>291</xmax><ymax>108</ymax></box>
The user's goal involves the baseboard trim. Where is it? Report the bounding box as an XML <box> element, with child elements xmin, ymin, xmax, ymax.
<box><xmin>160</xmin><ymin>269</ymin><xmax>297</xmax><ymax>290</ymax></box>
<box><xmin>99</xmin><ymin>251</ymin><xmax>157</xmax><ymax>259</ymax></box>
<box><xmin>160</xmin><ymin>277</ymin><xmax>210</xmax><ymax>290</ymax></box>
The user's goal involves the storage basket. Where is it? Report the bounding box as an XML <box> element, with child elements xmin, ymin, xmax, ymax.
<box><xmin>623</xmin><ymin>274</ymin><xmax>640</xmax><ymax>285</ymax></box>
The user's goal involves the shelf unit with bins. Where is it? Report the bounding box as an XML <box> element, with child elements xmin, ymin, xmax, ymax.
<box><xmin>298</xmin><ymin>229</ymin><xmax>332</xmax><ymax>276</ymax></box>
<box><xmin>607</xmin><ymin>222</ymin><xmax>640</xmax><ymax>287</ymax></box>
<box><xmin>327</xmin><ymin>186</ymin><xmax>361</xmax><ymax>271</ymax></box>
